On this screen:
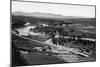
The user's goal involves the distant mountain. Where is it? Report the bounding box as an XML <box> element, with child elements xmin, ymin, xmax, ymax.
<box><xmin>12</xmin><ymin>12</ymin><xmax>93</xmax><ymax>19</ymax></box>
<box><xmin>12</xmin><ymin>12</ymin><xmax>96</xmax><ymax>27</ymax></box>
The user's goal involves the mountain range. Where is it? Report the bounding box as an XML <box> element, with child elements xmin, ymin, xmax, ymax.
<box><xmin>12</xmin><ymin>12</ymin><xmax>94</xmax><ymax>19</ymax></box>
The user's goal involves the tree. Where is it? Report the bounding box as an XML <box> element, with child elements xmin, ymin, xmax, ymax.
<box><xmin>12</xmin><ymin>18</ymin><xmax>26</xmax><ymax>29</ymax></box>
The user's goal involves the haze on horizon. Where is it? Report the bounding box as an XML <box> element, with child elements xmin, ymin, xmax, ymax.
<box><xmin>12</xmin><ymin>1</ymin><xmax>95</xmax><ymax>18</ymax></box>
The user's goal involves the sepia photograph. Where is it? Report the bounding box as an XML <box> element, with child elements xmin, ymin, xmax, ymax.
<box><xmin>11</xmin><ymin>0</ymin><xmax>96</xmax><ymax>67</ymax></box>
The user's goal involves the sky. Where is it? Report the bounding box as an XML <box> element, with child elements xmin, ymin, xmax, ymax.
<box><xmin>12</xmin><ymin>1</ymin><xmax>95</xmax><ymax>18</ymax></box>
